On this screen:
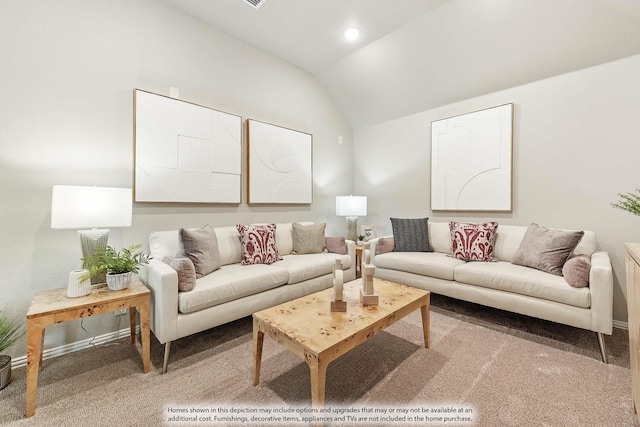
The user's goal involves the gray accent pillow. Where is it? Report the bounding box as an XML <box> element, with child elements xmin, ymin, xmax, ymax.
<box><xmin>179</xmin><ymin>224</ymin><xmax>221</xmax><ymax>278</ymax></box>
<box><xmin>390</xmin><ymin>217</ymin><xmax>433</xmax><ymax>252</ymax></box>
<box><xmin>325</xmin><ymin>236</ymin><xmax>346</xmax><ymax>255</ymax></box>
<box><xmin>512</xmin><ymin>223</ymin><xmax>584</xmax><ymax>276</ymax></box>
<box><xmin>563</xmin><ymin>255</ymin><xmax>591</xmax><ymax>288</ymax></box>
<box><xmin>292</xmin><ymin>223</ymin><xmax>326</xmax><ymax>254</ymax></box>
<box><xmin>162</xmin><ymin>256</ymin><xmax>197</xmax><ymax>292</ymax></box>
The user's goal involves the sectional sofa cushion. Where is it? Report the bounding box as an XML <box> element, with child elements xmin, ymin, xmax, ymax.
<box><xmin>374</xmin><ymin>251</ymin><xmax>465</xmax><ymax>281</ymax></box>
<box><xmin>292</xmin><ymin>222</ymin><xmax>326</xmax><ymax>254</ymax></box>
<box><xmin>454</xmin><ymin>261</ymin><xmax>591</xmax><ymax>308</ymax></box>
<box><xmin>161</xmin><ymin>256</ymin><xmax>197</xmax><ymax>292</ymax></box>
<box><xmin>325</xmin><ymin>236</ymin><xmax>347</xmax><ymax>255</ymax></box>
<box><xmin>391</xmin><ymin>217</ymin><xmax>433</xmax><ymax>252</ymax></box>
<box><xmin>449</xmin><ymin>221</ymin><xmax>498</xmax><ymax>262</ymax></box>
<box><xmin>512</xmin><ymin>223</ymin><xmax>584</xmax><ymax>276</ymax></box>
<box><xmin>237</xmin><ymin>224</ymin><xmax>282</xmax><ymax>265</ymax></box>
<box><xmin>277</xmin><ymin>252</ymin><xmax>352</xmax><ymax>285</ymax></box>
<box><xmin>179</xmin><ymin>225</ymin><xmax>222</xmax><ymax>278</ymax></box>
<box><xmin>563</xmin><ymin>255</ymin><xmax>591</xmax><ymax>288</ymax></box>
<box><xmin>177</xmin><ymin>263</ymin><xmax>289</xmax><ymax>314</ymax></box>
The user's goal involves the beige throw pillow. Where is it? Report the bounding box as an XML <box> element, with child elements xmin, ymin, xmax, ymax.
<box><xmin>179</xmin><ymin>224</ymin><xmax>221</xmax><ymax>278</ymax></box>
<box><xmin>161</xmin><ymin>256</ymin><xmax>197</xmax><ymax>292</ymax></box>
<box><xmin>292</xmin><ymin>223</ymin><xmax>326</xmax><ymax>254</ymax></box>
<box><xmin>512</xmin><ymin>223</ymin><xmax>584</xmax><ymax>276</ymax></box>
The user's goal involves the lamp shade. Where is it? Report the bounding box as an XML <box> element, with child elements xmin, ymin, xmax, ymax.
<box><xmin>336</xmin><ymin>196</ymin><xmax>367</xmax><ymax>217</ymax></box>
<box><xmin>51</xmin><ymin>185</ymin><xmax>132</xmax><ymax>229</ymax></box>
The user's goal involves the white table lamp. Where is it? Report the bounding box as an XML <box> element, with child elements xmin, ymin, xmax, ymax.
<box><xmin>336</xmin><ymin>195</ymin><xmax>367</xmax><ymax>242</ymax></box>
<box><xmin>51</xmin><ymin>185</ymin><xmax>132</xmax><ymax>282</ymax></box>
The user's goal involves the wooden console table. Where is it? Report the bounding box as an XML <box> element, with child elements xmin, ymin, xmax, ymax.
<box><xmin>626</xmin><ymin>243</ymin><xmax>640</xmax><ymax>421</ymax></box>
<box><xmin>25</xmin><ymin>281</ymin><xmax>151</xmax><ymax>417</ymax></box>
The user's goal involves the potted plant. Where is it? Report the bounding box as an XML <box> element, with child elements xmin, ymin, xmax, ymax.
<box><xmin>0</xmin><ymin>309</ymin><xmax>24</xmax><ymax>390</ymax></box>
<box><xmin>612</xmin><ymin>188</ymin><xmax>640</xmax><ymax>216</ymax></box>
<box><xmin>81</xmin><ymin>245</ymin><xmax>151</xmax><ymax>291</ymax></box>
<box><xmin>357</xmin><ymin>234</ymin><xmax>365</xmax><ymax>244</ymax></box>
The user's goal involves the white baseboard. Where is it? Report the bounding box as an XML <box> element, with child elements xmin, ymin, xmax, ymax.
<box><xmin>613</xmin><ymin>319</ymin><xmax>628</xmax><ymax>330</ymax></box>
<box><xmin>11</xmin><ymin>325</ymin><xmax>140</xmax><ymax>369</ymax></box>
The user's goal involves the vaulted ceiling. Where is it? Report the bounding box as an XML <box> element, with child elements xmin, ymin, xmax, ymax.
<box><xmin>160</xmin><ymin>0</ymin><xmax>640</xmax><ymax>127</ymax></box>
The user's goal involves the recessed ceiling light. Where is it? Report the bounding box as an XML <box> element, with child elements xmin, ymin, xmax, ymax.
<box><xmin>344</xmin><ymin>28</ymin><xmax>360</xmax><ymax>41</ymax></box>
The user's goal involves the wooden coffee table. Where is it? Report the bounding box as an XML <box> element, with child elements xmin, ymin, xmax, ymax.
<box><xmin>252</xmin><ymin>278</ymin><xmax>430</xmax><ymax>408</ymax></box>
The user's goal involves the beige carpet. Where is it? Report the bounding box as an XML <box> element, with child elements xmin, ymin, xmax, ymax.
<box><xmin>1</xmin><ymin>294</ymin><xmax>638</xmax><ymax>426</ymax></box>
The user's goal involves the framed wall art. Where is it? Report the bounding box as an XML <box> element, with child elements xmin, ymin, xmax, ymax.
<box><xmin>247</xmin><ymin>119</ymin><xmax>313</xmax><ymax>204</ymax></box>
<box><xmin>431</xmin><ymin>103</ymin><xmax>513</xmax><ymax>211</ymax></box>
<box><xmin>134</xmin><ymin>89</ymin><xmax>242</xmax><ymax>203</ymax></box>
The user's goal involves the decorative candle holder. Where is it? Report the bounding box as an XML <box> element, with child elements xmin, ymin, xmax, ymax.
<box><xmin>360</xmin><ymin>243</ymin><xmax>378</xmax><ymax>306</ymax></box>
<box><xmin>330</xmin><ymin>259</ymin><xmax>347</xmax><ymax>312</ymax></box>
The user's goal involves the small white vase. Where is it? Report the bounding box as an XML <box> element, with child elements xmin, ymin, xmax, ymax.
<box><xmin>67</xmin><ymin>269</ymin><xmax>91</xmax><ymax>298</ymax></box>
<box><xmin>106</xmin><ymin>272</ymin><xmax>133</xmax><ymax>291</ymax></box>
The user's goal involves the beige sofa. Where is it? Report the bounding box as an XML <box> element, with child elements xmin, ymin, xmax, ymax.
<box><xmin>368</xmin><ymin>221</ymin><xmax>613</xmax><ymax>362</ymax></box>
<box><xmin>139</xmin><ymin>222</ymin><xmax>355</xmax><ymax>373</ymax></box>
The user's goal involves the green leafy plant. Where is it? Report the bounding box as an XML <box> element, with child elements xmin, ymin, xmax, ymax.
<box><xmin>81</xmin><ymin>245</ymin><xmax>151</xmax><ymax>282</ymax></box>
<box><xmin>0</xmin><ymin>309</ymin><xmax>24</xmax><ymax>353</ymax></box>
<box><xmin>612</xmin><ymin>188</ymin><xmax>640</xmax><ymax>217</ymax></box>
<box><xmin>357</xmin><ymin>234</ymin><xmax>365</xmax><ymax>242</ymax></box>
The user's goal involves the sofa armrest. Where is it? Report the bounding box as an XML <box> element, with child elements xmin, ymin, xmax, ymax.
<box><xmin>589</xmin><ymin>251</ymin><xmax>613</xmax><ymax>335</ymax></box>
<box><xmin>344</xmin><ymin>239</ymin><xmax>356</xmax><ymax>280</ymax></box>
<box><xmin>138</xmin><ymin>259</ymin><xmax>179</xmax><ymax>344</ymax></box>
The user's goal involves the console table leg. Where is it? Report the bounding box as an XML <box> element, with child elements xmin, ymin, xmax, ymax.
<box><xmin>26</xmin><ymin>319</ymin><xmax>46</xmax><ymax>417</ymax></box>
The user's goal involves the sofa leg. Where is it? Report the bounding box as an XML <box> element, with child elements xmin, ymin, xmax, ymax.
<box><xmin>597</xmin><ymin>332</ymin><xmax>608</xmax><ymax>364</ymax></box>
<box><xmin>162</xmin><ymin>341</ymin><xmax>172</xmax><ymax>374</ymax></box>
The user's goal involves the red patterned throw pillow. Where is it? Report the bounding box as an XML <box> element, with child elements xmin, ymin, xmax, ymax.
<box><xmin>449</xmin><ymin>221</ymin><xmax>498</xmax><ymax>262</ymax></box>
<box><xmin>236</xmin><ymin>224</ymin><xmax>282</xmax><ymax>265</ymax></box>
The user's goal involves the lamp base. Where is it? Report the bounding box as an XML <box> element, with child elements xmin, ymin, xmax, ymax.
<box><xmin>345</xmin><ymin>216</ymin><xmax>358</xmax><ymax>242</ymax></box>
<box><xmin>79</xmin><ymin>229</ymin><xmax>109</xmax><ymax>285</ymax></box>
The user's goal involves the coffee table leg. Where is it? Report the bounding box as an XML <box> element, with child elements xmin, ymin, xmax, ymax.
<box><xmin>253</xmin><ymin>318</ymin><xmax>264</xmax><ymax>386</ymax></box>
<box><xmin>307</xmin><ymin>353</ymin><xmax>327</xmax><ymax>409</ymax></box>
<box><xmin>421</xmin><ymin>302</ymin><xmax>430</xmax><ymax>349</ymax></box>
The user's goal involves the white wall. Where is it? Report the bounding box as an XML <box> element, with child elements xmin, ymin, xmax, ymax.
<box><xmin>355</xmin><ymin>53</ymin><xmax>640</xmax><ymax>325</ymax></box>
<box><xmin>0</xmin><ymin>0</ymin><xmax>354</xmax><ymax>358</ymax></box>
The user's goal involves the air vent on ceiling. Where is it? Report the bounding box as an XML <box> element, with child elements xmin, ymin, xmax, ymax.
<box><xmin>244</xmin><ymin>0</ymin><xmax>266</xmax><ymax>9</ymax></box>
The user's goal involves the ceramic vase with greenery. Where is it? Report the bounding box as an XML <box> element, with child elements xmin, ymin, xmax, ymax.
<box><xmin>81</xmin><ymin>245</ymin><xmax>151</xmax><ymax>291</ymax></box>
<box><xmin>612</xmin><ymin>188</ymin><xmax>640</xmax><ymax>217</ymax></box>
<box><xmin>0</xmin><ymin>309</ymin><xmax>24</xmax><ymax>390</ymax></box>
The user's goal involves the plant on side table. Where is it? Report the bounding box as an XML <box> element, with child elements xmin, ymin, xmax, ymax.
<box><xmin>81</xmin><ymin>245</ymin><xmax>151</xmax><ymax>291</ymax></box>
<box><xmin>0</xmin><ymin>309</ymin><xmax>25</xmax><ymax>390</ymax></box>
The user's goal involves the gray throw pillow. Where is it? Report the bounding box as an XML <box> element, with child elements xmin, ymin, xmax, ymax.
<box><xmin>179</xmin><ymin>224</ymin><xmax>221</xmax><ymax>278</ymax></box>
<box><xmin>562</xmin><ymin>255</ymin><xmax>591</xmax><ymax>288</ymax></box>
<box><xmin>161</xmin><ymin>256</ymin><xmax>197</xmax><ymax>292</ymax></box>
<box><xmin>390</xmin><ymin>217</ymin><xmax>433</xmax><ymax>252</ymax></box>
<box><xmin>325</xmin><ymin>236</ymin><xmax>347</xmax><ymax>255</ymax></box>
<box><xmin>512</xmin><ymin>223</ymin><xmax>584</xmax><ymax>276</ymax></box>
<box><xmin>292</xmin><ymin>223</ymin><xmax>326</xmax><ymax>254</ymax></box>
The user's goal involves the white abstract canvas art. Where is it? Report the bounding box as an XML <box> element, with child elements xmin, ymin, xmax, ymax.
<box><xmin>134</xmin><ymin>89</ymin><xmax>242</xmax><ymax>203</ymax></box>
<box><xmin>247</xmin><ymin>119</ymin><xmax>313</xmax><ymax>204</ymax></box>
<box><xmin>431</xmin><ymin>104</ymin><xmax>513</xmax><ymax>211</ymax></box>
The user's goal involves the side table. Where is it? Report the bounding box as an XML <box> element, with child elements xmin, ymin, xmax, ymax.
<box><xmin>25</xmin><ymin>281</ymin><xmax>151</xmax><ymax>418</ymax></box>
<box><xmin>355</xmin><ymin>244</ymin><xmax>363</xmax><ymax>278</ymax></box>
